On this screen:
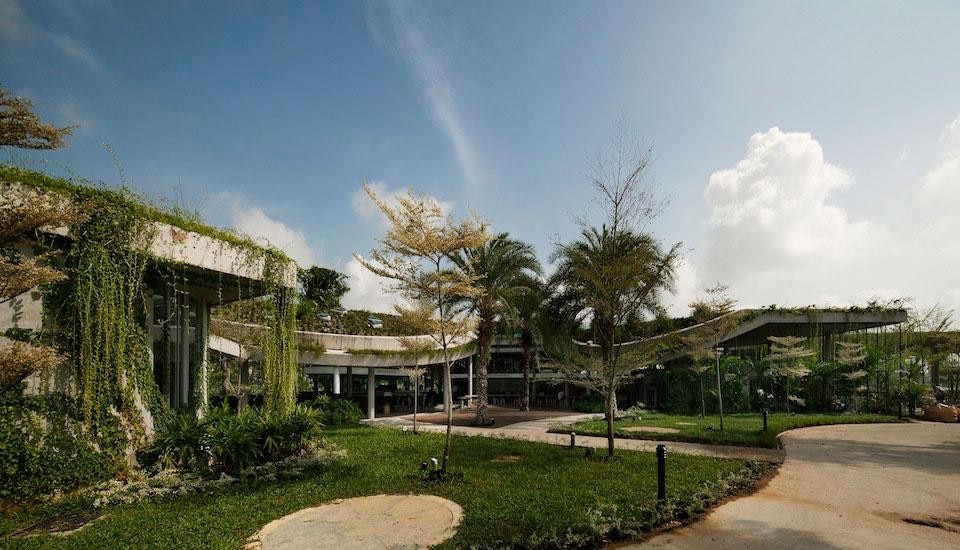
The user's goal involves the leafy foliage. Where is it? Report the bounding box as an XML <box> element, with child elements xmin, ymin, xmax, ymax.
<box><xmin>261</xmin><ymin>255</ymin><xmax>299</xmax><ymax>418</ymax></box>
<box><xmin>572</xmin><ymin>392</ymin><xmax>606</xmax><ymax>413</ymax></box>
<box><xmin>452</xmin><ymin>233</ymin><xmax>542</xmax><ymax>424</ymax></box>
<box><xmin>309</xmin><ymin>395</ymin><xmax>363</xmax><ymax>427</ymax></box>
<box><xmin>297</xmin><ymin>266</ymin><xmax>349</xmax><ymax>310</ymax></box>
<box><xmin>555</xmin><ymin>411</ymin><xmax>904</xmax><ymax>449</ymax></box>
<box><xmin>149</xmin><ymin>405</ymin><xmax>322</xmax><ymax>477</ymax></box>
<box><xmin>355</xmin><ymin>183</ymin><xmax>487</xmax><ymax>473</ymax></box>
<box><xmin>0</xmin><ymin>84</ymin><xmax>74</xmax><ymax>150</ymax></box>
<box><xmin>0</xmin><ymin>388</ymin><xmax>122</xmax><ymax>502</ymax></box>
<box><xmin>1</xmin><ymin>427</ymin><xmax>768</xmax><ymax>549</ymax></box>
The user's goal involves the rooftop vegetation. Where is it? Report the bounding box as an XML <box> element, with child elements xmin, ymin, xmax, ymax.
<box><xmin>0</xmin><ymin>164</ymin><xmax>291</xmax><ymax>264</ymax></box>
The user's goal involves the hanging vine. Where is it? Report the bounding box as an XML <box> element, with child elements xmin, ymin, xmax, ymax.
<box><xmin>68</xmin><ymin>191</ymin><xmax>157</xmax><ymax>440</ymax></box>
<box><xmin>261</xmin><ymin>253</ymin><xmax>299</xmax><ymax>417</ymax></box>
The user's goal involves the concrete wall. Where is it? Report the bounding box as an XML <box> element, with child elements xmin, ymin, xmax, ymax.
<box><xmin>145</xmin><ymin>222</ymin><xmax>297</xmax><ymax>288</ymax></box>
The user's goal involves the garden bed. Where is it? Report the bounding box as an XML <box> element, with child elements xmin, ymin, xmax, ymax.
<box><xmin>549</xmin><ymin>412</ymin><xmax>905</xmax><ymax>449</ymax></box>
<box><xmin>1</xmin><ymin>426</ymin><xmax>770</xmax><ymax>549</ymax></box>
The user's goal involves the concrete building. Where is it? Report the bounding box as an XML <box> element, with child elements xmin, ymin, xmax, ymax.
<box><xmin>1</xmin><ymin>175</ymin><xmax>296</xmax><ymax>429</ymax></box>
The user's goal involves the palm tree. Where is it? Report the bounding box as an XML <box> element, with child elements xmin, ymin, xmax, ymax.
<box><xmin>512</xmin><ymin>274</ymin><xmax>545</xmax><ymax>411</ymax></box>
<box><xmin>547</xmin><ymin>225</ymin><xmax>679</xmax><ymax>457</ymax></box>
<box><xmin>453</xmin><ymin>233</ymin><xmax>542</xmax><ymax>426</ymax></box>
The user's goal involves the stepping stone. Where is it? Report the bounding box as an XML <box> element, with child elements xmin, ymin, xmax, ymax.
<box><xmin>247</xmin><ymin>494</ymin><xmax>463</xmax><ymax>550</ymax></box>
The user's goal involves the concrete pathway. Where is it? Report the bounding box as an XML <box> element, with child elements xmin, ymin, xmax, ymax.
<box><xmin>370</xmin><ymin>413</ymin><xmax>785</xmax><ymax>463</ymax></box>
<box><xmin>247</xmin><ymin>494</ymin><xmax>463</xmax><ymax>550</ymax></box>
<box><xmin>629</xmin><ymin>421</ymin><xmax>960</xmax><ymax>549</ymax></box>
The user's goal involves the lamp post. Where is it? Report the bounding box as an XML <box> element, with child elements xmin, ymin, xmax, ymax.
<box><xmin>715</xmin><ymin>346</ymin><xmax>725</xmax><ymax>432</ymax></box>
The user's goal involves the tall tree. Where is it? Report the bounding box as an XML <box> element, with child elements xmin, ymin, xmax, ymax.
<box><xmin>838</xmin><ymin>341</ymin><xmax>868</xmax><ymax>413</ymax></box>
<box><xmin>680</xmin><ymin>285</ymin><xmax>738</xmax><ymax>428</ymax></box>
<box><xmin>1</xmin><ymin>84</ymin><xmax>74</xmax><ymax>149</ymax></box>
<box><xmin>298</xmin><ymin>266</ymin><xmax>349</xmax><ymax>309</ymax></box>
<box><xmin>550</xmin><ymin>227</ymin><xmax>679</xmax><ymax>456</ymax></box>
<box><xmin>395</xmin><ymin>298</ymin><xmax>441</xmax><ymax>434</ymax></box>
<box><xmin>355</xmin><ymin>183</ymin><xmax>486</xmax><ymax>473</ymax></box>
<box><xmin>546</xmin><ymin>120</ymin><xmax>680</xmax><ymax>458</ymax></box>
<box><xmin>1</xmin><ymin>89</ymin><xmax>78</xmax><ymax>391</ymax></box>
<box><xmin>513</xmin><ymin>274</ymin><xmax>545</xmax><ymax>412</ymax></box>
<box><xmin>767</xmin><ymin>336</ymin><xmax>813</xmax><ymax>413</ymax></box>
<box><xmin>452</xmin><ymin>233</ymin><xmax>542</xmax><ymax>425</ymax></box>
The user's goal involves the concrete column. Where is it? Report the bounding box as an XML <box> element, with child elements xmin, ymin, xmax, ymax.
<box><xmin>467</xmin><ymin>355</ymin><xmax>474</xmax><ymax>396</ymax></box>
<box><xmin>198</xmin><ymin>301</ymin><xmax>209</xmax><ymax>417</ymax></box>
<box><xmin>333</xmin><ymin>366</ymin><xmax>341</xmax><ymax>395</ymax></box>
<box><xmin>367</xmin><ymin>367</ymin><xmax>376</xmax><ymax>419</ymax></box>
<box><xmin>821</xmin><ymin>333</ymin><xmax>836</xmax><ymax>362</ymax></box>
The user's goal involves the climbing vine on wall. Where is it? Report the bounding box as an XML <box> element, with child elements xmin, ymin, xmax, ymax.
<box><xmin>68</xmin><ymin>191</ymin><xmax>157</xmax><ymax>443</ymax></box>
<box><xmin>261</xmin><ymin>253</ymin><xmax>299</xmax><ymax>417</ymax></box>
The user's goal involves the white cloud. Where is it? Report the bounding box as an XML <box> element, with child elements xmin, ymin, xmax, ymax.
<box><xmin>703</xmin><ymin>127</ymin><xmax>880</xmax><ymax>285</ymax></box>
<box><xmin>920</xmin><ymin>112</ymin><xmax>960</xmax><ymax>202</ymax></box>
<box><xmin>340</xmin><ymin>257</ymin><xmax>401</xmax><ymax>313</ymax></box>
<box><xmin>47</xmin><ymin>32</ymin><xmax>103</xmax><ymax>71</ymax></box>
<box><xmin>350</xmin><ymin>180</ymin><xmax>452</xmax><ymax>230</ymax></box>
<box><xmin>688</xmin><ymin>118</ymin><xmax>960</xmax><ymax>314</ymax></box>
<box><xmin>370</xmin><ymin>1</ymin><xmax>482</xmax><ymax>187</ymax></box>
<box><xmin>0</xmin><ymin>0</ymin><xmax>103</xmax><ymax>70</ymax></box>
<box><xmin>224</xmin><ymin>200</ymin><xmax>317</xmax><ymax>268</ymax></box>
<box><xmin>663</xmin><ymin>256</ymin><xmax>699</xmax><ymax>316</ymax></box>
<box><xmin>896</xmin><ymin>147</ymin><xmax>908</xmax><ymax>163</ymax></box>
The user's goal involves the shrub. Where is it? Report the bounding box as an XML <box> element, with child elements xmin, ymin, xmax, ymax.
<box><xmin>310</xmin><ymin>395</ymin><xmax>363</xmax><ymax>426</ymax></box>
<box><xmin>0</xmin><ymin>388</ymin><xmax>121</xmax><ymax>502</ymax></box>
<box><xmin>205</xmin><ymin>408</ymin><xmax>262</xmax><ymax>475</ymax></box>
<box><xmin>572</xmin><ymin>393</ymin><xmax>605</xmax><ymax>413</ymax></box>
<box><xmin>148</xmin><ymin>405</ymin><xmax>324</xmax><ymax>477</ymax></box>
<box><xmin>151</xmin><ymin>412</ymin><xmax>206</xmax><ymax>471</ymax></box>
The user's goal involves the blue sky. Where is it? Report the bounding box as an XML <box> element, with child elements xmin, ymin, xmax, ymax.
<box><xmin>3</xmin><ymin>0</ymin><xmax>960</xmax><ymax>316</ymax></box>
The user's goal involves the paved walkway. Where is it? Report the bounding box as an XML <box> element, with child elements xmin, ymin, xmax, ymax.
<box><xmin>247</xmin><ymin>495</ymin><xmax>463</xmax><ymax>550</ymax></box>
<box><xmin>630</xmin><ymin>421</ymin><xmax>960</xmax><ymax>549</ymax></box>
<box><xmin>370</xmin><ymin>413</ymin><xmax>785</xmax><ymax>463</ymax></box>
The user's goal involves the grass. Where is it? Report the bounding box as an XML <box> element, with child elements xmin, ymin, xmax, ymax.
<box><xmin>551</xmin><ymin>412</ymin><xmax>904</xmax><ymax>449</ymax></box>
<box><xmin>0</xmin><ymin>427</ymin><xmax>769</xmax><ymax>549</ymax></box>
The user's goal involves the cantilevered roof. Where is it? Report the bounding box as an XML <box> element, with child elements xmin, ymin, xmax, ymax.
<box><xmin>573</xmin><ymin>307</ymin><xmax>908</xmax><ymax>365</ymax></box>
<box><xmin>684</xmin><ymin>308</ymin><xmax>907</xmax><ymax>348</ymax></box>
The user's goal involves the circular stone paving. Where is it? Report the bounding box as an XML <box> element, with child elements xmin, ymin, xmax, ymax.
<box><xmin>247</xmin><ymin>494</ymin><xmax>464</xmax><ymax>550</ymax></box>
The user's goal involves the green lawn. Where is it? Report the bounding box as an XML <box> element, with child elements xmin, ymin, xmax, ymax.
<box><xmin>1</xmin><ymin>426</ymin><xmax>768</xmax><ymax>549</ymax></box>
<box><xmin>552</xmin><ymin>412</ymin><xmax>903</xmax><ymax>449</ymax></box>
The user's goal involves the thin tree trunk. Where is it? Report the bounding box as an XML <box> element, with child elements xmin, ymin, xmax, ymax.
<box><xmin>437</xmin><ymin>260</ymin><xmax>453</xmax><ymax>474</ymax></box>
<box><xmin>606</xmin><ymin>389</ymin><xmax>616</xmax><ymax>458</ymax></box>
<box><xmin>413</xmin><ymin>374</ymin><xmax>418</xmax><ymax>433</ymax></box>
<box><xmin>698</xmin><ymin>374</ymin><xmax>706</xmax><ymax>418</ymax></box>
<box><xmin>715</xmin><ymin>356</ymin><xmax>725</xmax><ymax>431</ymax></box>
<box><xmin>474</xmin><ymin>315</ymin><xmax>494</xmax><ymax>425</ymax></box>
<box><xmin>442</xmin><ymin>359</ymin><xmax>453</xmax><ymax>472</ymax></box>
<box><xmin>521</xmin><ymin>333</ymin><xmax>532</xmax><ymax>412</ymax></box>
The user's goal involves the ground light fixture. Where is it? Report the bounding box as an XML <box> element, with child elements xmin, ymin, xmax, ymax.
<box><xmin>367</xmin><ymin>317</ymin><xmax>384</xmax><ymax>329</ymax></box>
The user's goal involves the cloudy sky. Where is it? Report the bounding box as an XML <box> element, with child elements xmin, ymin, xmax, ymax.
<box><xmin>3</xmin><ymin>0</ymin><xmax>959</xmax><ymax>318</ymax></box>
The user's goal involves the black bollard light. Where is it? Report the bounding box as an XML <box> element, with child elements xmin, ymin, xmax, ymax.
<box><xmin>570</xmin><ymin>431</ymin><xmax>576</xmax><ymax>448</ymax></box>
<box><xmin>656</xmin><ymin>444</ymin><xmax>667</xmax><ymax>501</ymax></box>
<box><xmin>762</xmin><ymin>409</ymin><xmax>768</xmax><ymax>432</ymax></box>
